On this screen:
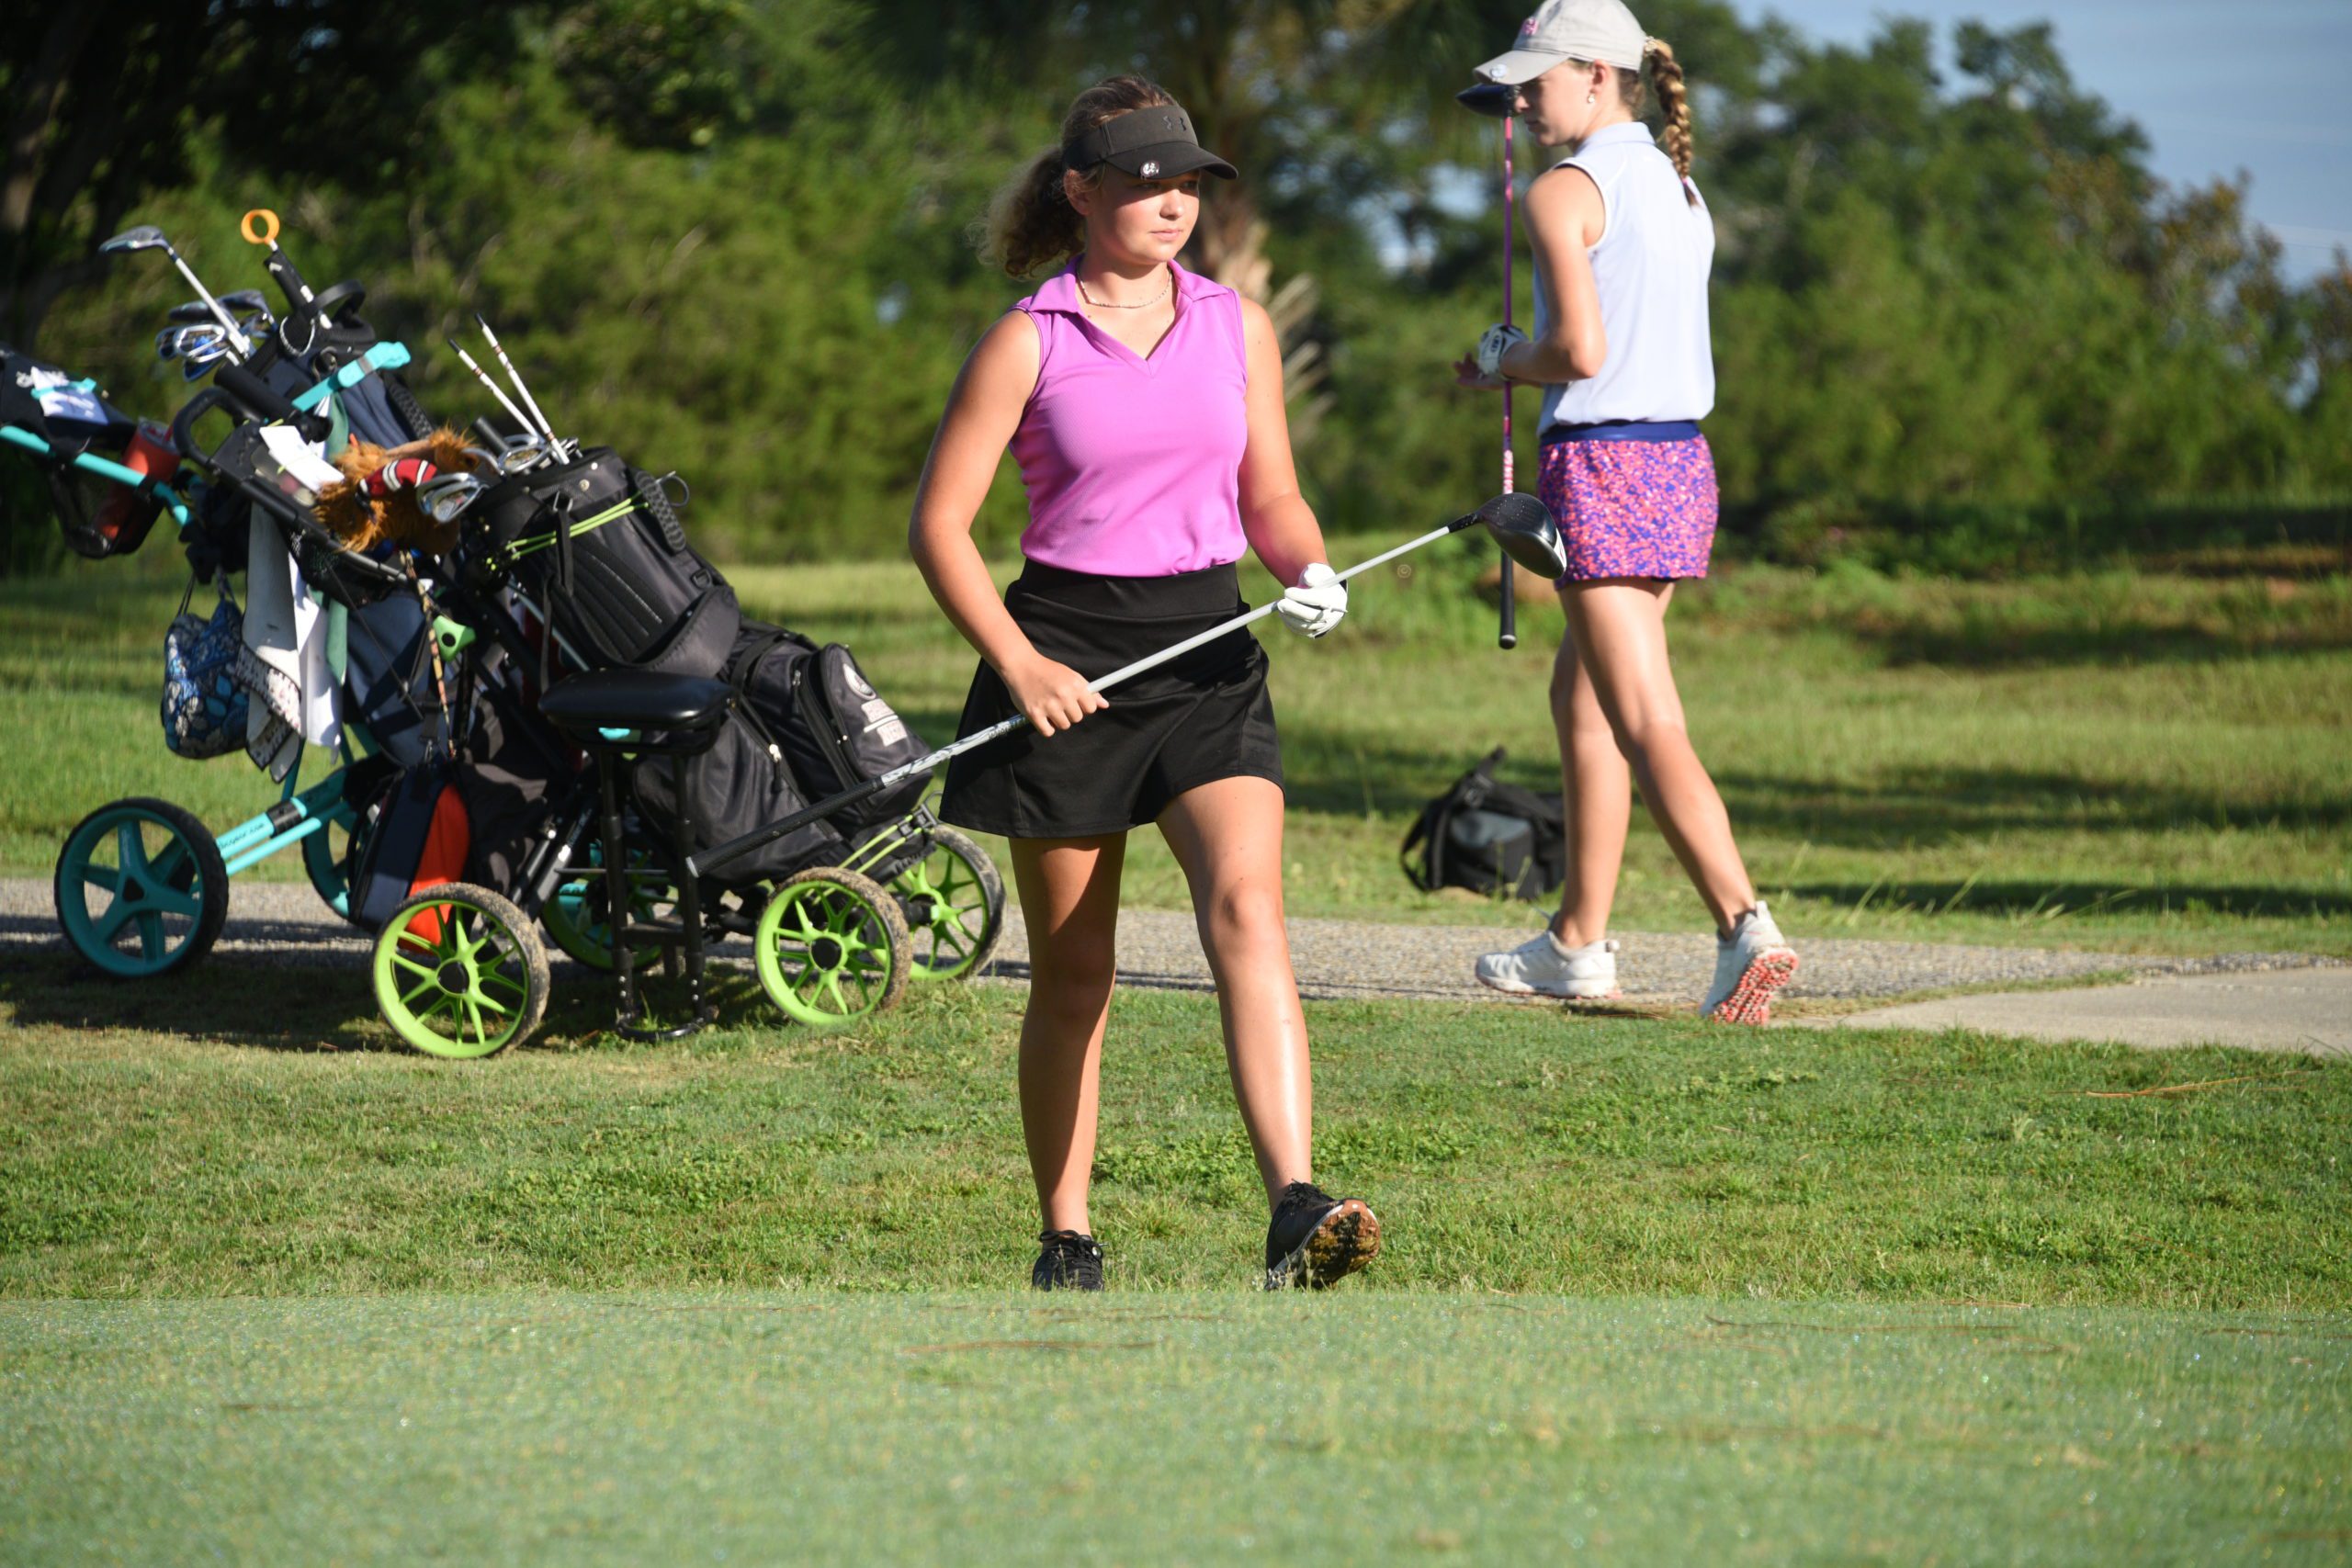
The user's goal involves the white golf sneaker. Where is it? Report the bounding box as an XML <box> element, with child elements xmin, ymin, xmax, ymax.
<box><xmin>1475</xmin><ymin>931</ymin><xmax>1620</xmax><ymax>999</ymax></box>
<box><xmin>1701</xmin><ymin>902</ymin><xmax>1798</xmax><ymax>1024</ymax></box>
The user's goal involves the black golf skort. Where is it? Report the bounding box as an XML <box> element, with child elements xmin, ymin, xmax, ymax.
<box><xmin>939</xmin><ymin>559</ymin><xmax>1283</xmax><ymax>840</ymax></box>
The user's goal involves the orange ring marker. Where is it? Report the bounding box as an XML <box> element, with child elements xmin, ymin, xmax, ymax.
<box><xmin>241</xmin><ymin>209</ymin><xmax>280</xmax><ymax>247</ymax></box>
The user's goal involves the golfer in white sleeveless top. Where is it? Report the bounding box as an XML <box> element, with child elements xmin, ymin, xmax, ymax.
<box><xmin>1457</xmin><ymin>0</ymin><xmax>1800</xmax><ymax>1023</ymax></box>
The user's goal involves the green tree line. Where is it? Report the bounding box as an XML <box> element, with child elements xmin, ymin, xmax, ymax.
<box><xmin>6</xmin><ymin>0</ymin><xmax>2347</xmax><ymax>572</ymax></box>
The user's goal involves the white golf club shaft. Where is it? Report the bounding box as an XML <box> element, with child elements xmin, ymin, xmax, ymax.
<box><xmin>449</xmin><ymin>339</ymin><xmax>542</xmax><ymax>452</ymax></box>
<box><xmin>475</xmin><ymin>316</ymin><xmax>569</xmax><ymax>457</ymax></box>
<box><xmin>164</xmin><ymin>247</ymin><xmax>254</xmax><ymax>359</ymax></box>
<box><xmin>688</xmin><ymin>519</ymin><xmax>1464</xmax><ymax>879</ymax></box>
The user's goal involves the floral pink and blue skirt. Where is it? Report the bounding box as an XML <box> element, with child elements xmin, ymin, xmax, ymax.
<box><xmin>1537</xmin><ymin>423</ymin><xmax>1718</xmax><ymax>582</ymax></box>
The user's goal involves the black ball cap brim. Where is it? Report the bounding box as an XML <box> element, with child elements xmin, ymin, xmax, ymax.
<box><xmin>1103</xmin><ymin>141</ymin><xmax>1238</xmax><ymax>180</ymax></box>
<box><xmin>1064</xmin><ymin>106</ymin><xmax>1238</xmax><ymax>180</ymax></box>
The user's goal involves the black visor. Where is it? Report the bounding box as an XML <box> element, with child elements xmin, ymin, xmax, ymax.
<box><xmin>1062</xmin><ymin>106</ymin><xmax>1238</xmax><ymax>181</ymax></box>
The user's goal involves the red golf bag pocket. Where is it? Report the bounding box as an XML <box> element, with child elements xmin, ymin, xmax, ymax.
<box><xmin>78</xmin><ymin>421</ymin><xmax>180</xmax><ymax>559</ymax></box>
<box><xmin>351</xmin><ymin>764</ymin><xmax>473</xmax><ymax>933</ymax></box>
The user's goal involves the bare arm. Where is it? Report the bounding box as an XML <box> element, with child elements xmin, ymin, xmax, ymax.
<box><xmin>1455</xmin><ymin>165</ymin><xmax>1608</xmax><ymax>389</ymax></box>
<box><xmin>1501</xmin><ymin>166</ymin><xmax>1607</xmax><ymax>384</ymax></box>
<box><xmin>1234</xmin><ymin>296</ymin><xmax>1329</xmax><ymax>585</ymax></box>
<box><xmin>907</xmin><ymin>311</ymin><xmax>1105</xmax><ymax>736</ymax></box>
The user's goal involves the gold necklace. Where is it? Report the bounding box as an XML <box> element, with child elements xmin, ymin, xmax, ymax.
<box><xmin>1077</xmin><ymin>268</ymin><xmax>1171</xmax><ymax>310</ymax></box>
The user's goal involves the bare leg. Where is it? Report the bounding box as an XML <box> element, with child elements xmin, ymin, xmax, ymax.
<box><xmin>1008</xmin><ymin>833</ymin><xmax>1126</xmax><ymax>1234</ymax></box>
<box><xmin>1564</xmin><ymin>579</ymin><xmax>1758</xmax><ymax>933</ymax></box>
<box><xmin>1156</xmin><ymin>775</ymin><xmax>1312</xmax><ymax>1205</ymax></box>
<box><xmin>1549</xmin><ymin>615</ymin><xmax>1632</xmax><ymax>949</ymax></box>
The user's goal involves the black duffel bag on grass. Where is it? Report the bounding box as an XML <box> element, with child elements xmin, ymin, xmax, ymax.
<box><xmin>1400</xmin><ymin>747</ymin><xmax>1566</xmax><ymax>901</ymax></box>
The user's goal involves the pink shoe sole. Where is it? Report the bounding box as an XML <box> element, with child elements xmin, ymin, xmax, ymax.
<box><xmin>1708</xmin><ymin>949</ymin><xmax>1798</xmax><ymax>1025</ymax></box>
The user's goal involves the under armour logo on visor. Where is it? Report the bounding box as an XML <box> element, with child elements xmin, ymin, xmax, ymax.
<box><xmin>1141</xmin><ymin>160</ymin><xmax>1159</xmax><ymax>176</ymax></box>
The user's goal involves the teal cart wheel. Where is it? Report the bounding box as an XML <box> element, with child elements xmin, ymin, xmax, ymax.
<box><xmin>893</xmin><ymin>826</ymin><xmax>1004</xmax><ymax>982</ymax></box>
<box><xmin>301</xmin><ymin>802</ymin><xmax>364</xmax><ymax>925</ymax></box>
<box><xmin>540</xmin><ymin>840</ymin><xmax>668</xmax><ymax>971</ymax></box>
<box><xmin>371</xmin><ymin>882</ymin><xmax>550</xmax><ymax>1058</ymax></box>
<box><xmin>52</xmin><ymin>797</ymin><xmax>229</xmax><ymax>977</ymax></box>
<box><xmin>754</xmin><ymin>867</ymin><xmax>910</xmax><ymax>1026</ymax></box>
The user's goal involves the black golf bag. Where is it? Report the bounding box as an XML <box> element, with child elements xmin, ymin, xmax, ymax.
<box><xmin>238</xmin><ymin>280</ymin><xmax>436</xmax><ymax>448</ymax></box>
<box><xmin>469</xmin><ymin>447</ymin><xmax>740</xmax><ymax>680</ymax></box>
<box><xmin>625</xmin><ymin>619</ymin><xmax>937</xmax><ymax>893</ymax></box>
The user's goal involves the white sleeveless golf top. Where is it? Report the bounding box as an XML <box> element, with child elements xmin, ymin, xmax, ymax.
<box><xmin>1530</xmin><ymin>121</ymin><xmax>1716</xmax><ymax>432</ymax></box>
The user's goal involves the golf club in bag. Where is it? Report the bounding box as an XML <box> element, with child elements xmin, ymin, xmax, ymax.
<box><xmin>689</xmin><ymin>493</ymin><xmax>1566</xmax><ymax>881</ymax></box>
<box><xmin>1458</xmin><ymin>78</ymin><xmax>1523</xmax><ymax>650</ymax></box>
<box><xmin>97</xmin><ymin>224</ymin><xmax>255</xmax><ymax>360</ymax></box>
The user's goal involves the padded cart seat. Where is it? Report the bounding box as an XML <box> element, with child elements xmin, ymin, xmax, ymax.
<box><xmin>539</xmin><ymin>671</ymin><xmax>731</xmax><ymax>739</ymax></box>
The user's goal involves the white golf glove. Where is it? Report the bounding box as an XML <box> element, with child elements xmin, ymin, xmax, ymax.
<box><xmin>1475</xmin><ymin>322</ymin><xmax>1529</xmax><ymax>380</ymax></box>
<box><xmin>1276</xmin><ymin>561</ymin><xmax>1348</xmax><ymax>638</ymax></box>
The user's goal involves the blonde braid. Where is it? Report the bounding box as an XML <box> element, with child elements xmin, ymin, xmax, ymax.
<box><xmin>1644</xmin><ymin>38</ymin><xmax>1698</xmax><ymax>205</ymax></box>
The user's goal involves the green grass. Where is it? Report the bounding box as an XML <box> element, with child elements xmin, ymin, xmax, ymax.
<box><xmin>5</xmin><ymin>961</ymin><xmax>2345</xmax><ymax>1306</ymax></box>
<box><xmin>5</xmin><ymin>1291</ymin><xmax>2347</xmax><ymax>1564</ymax></box>
<box><xmin>5</xmin><ymin>543</ymin><xmax>2346</xmax><ymax>955</ymax></box>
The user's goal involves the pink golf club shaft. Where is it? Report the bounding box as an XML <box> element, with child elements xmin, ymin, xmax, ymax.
<box><xmin>1498</xmin><ymin>113</ymin><xmax>1520</xmax><ymax>649</ymax></box>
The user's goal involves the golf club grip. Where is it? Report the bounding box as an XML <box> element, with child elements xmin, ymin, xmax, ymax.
<box><xmin>1499</xmin><ymin>556</ymin><xmax>1518</xmax><ymax>649</ymax></box>
<box><xmin>264</xmin><ymin>248</ymin><xmax>314</xmax><ymax>310</ymax></box>
<box><xmin>215</xmin><ymin>366</ymin><xmax>331</xmax><ymax>444</ymax></box>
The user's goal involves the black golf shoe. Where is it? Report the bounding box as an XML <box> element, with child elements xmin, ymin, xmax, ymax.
<box><xmin>1031</xmin><ymin>1229</ymin><xmax>1104</xmax><ymax>1292</ymax></box>
<box><xmin>1263</xmin><ymin>1181</ymin><xmax>1381</xmax><ymax>1291</ymax></box>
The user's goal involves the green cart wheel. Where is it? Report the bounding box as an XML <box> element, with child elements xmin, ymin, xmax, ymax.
<box><xmin>754</xmin><ymin>867</ymin><xmax>910</xmax><ymax>1026</ymax></box>
<box><xmin>894</xmin><ymin>826</ymin><xmax>1004</xmax><ymax>982</ymax></box>
<box><xmin>52</xmin><ymin>797</ymin><xmax>228</xmax><ymax>978</ymax></box>
<box><xmin>540</xmin><ymin>840</ymin><xmax>668</xmax><ymax>971</ymax></box>
<box><xmin>371</xmin><ymin>882</ymin><xmax>550</xmax><ymax>1058</ymax></box>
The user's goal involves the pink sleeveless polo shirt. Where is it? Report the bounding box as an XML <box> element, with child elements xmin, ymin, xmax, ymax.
<box><xmin>1009</xmin><ymin>260</ymin><xmax>1250</xmax><ymax>577</ymax></box>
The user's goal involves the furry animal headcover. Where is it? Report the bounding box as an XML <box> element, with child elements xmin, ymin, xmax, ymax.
<box><xmin>313</xmin><ymin>428</ymin><xmax>481</xmax><ymax>556</ymax></box>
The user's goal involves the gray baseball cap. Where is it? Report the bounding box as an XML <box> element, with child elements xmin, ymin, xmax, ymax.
<box><xmin>1476</xmin><ymin>0</ymin><xmax>1650</xmax><ymax>81</ymax></box>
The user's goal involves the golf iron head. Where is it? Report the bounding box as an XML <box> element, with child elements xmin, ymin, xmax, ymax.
<box><xmin>1455</xmin><ymin>81</ymin><xmax>1518</xmax><ymax>118</ymax></box>
<box><xmin>99</xmin><ymin>224</ymin><xmax>172</xmax><ymax>256</ymax></box>
<box><xmin>1464</xmin><ymin>491</ymin><xmax>1566</xmax><ymax>578</ymax></box>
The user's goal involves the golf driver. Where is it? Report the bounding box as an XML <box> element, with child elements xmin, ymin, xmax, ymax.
<box><xmin>688</xmin><ymin>492</ymin><xmax>1566</xmax><ymax>880</ymax></box>
<box><xmin>98</xmin><ymin>225</ymin><xmax>254</xmax><ymax>359</ymax></box>
<box><xmin>1457</xmin><ymin>78</ymin><xmax>1523</xmax><ymax>650</ymax></box>
<box><xmin>475</xmin><ymin>314</ymin><xmax>571</xmax><ymax>459</ymax></box>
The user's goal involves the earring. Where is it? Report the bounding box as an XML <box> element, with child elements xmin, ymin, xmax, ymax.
<box><xmin>1585</xmin><ymin>91</ymin><xmax>1597</xmax><ymax>105</ymax></box>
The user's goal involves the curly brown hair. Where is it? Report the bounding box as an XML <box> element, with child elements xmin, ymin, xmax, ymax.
<box><xmin>978</xmin><ymin>75</ymin><xmax>1182</xmax><ymax>278</ymax></box>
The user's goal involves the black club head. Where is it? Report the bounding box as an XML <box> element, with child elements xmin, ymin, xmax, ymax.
<box><xmin>1474</xmin><ymin>491</ymin><xmax>1566</xmax><ymax>577</ymax></box>
<box><xmin>1455</xmin><ymin>81</ymin><xmax>1519</xmax><ymax>119</ymax></box>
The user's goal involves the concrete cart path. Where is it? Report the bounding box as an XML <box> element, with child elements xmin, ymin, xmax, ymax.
<box><xmin>1820</xmin><ymin>968</ymin><xmax>2352</xmax><ymax>1056</ymax></box>
<box><xmin>6</xmin><ymin>878</ymin><xmax>2337</xmax><ymax>1051</ymax></box>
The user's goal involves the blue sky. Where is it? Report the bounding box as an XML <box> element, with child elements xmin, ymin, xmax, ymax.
<box><xmin>1745</xmin><ymin>0</ymin><xmax>2352</xmax><ymax>279</ymax></box>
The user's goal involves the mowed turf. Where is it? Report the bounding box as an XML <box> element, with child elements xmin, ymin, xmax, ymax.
<box><xmin>5</xmin><ymin>1292</ymin><xmax>2347</xmax><ymax>1564</ymax></box>
<box><xmin>6</xmin><ymin>884</ymin><xmax>2350</xmax><ymax>1560</ymax></box>
<box><xmin>4</xmin><ymin>961</ymin><xmax>2345</xmax><ymax>1304</ymax></box>
<box><xmin>3</xmin><ymin>543</ymin><xmax>2346</xmax><ymax>956</ymax></box>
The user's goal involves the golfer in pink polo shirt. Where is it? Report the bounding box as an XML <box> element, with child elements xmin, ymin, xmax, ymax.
<box><xmin>908</xmin><ymin>75</ymin><xmax>1380</xmax><ymax>1295</ymax></box>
